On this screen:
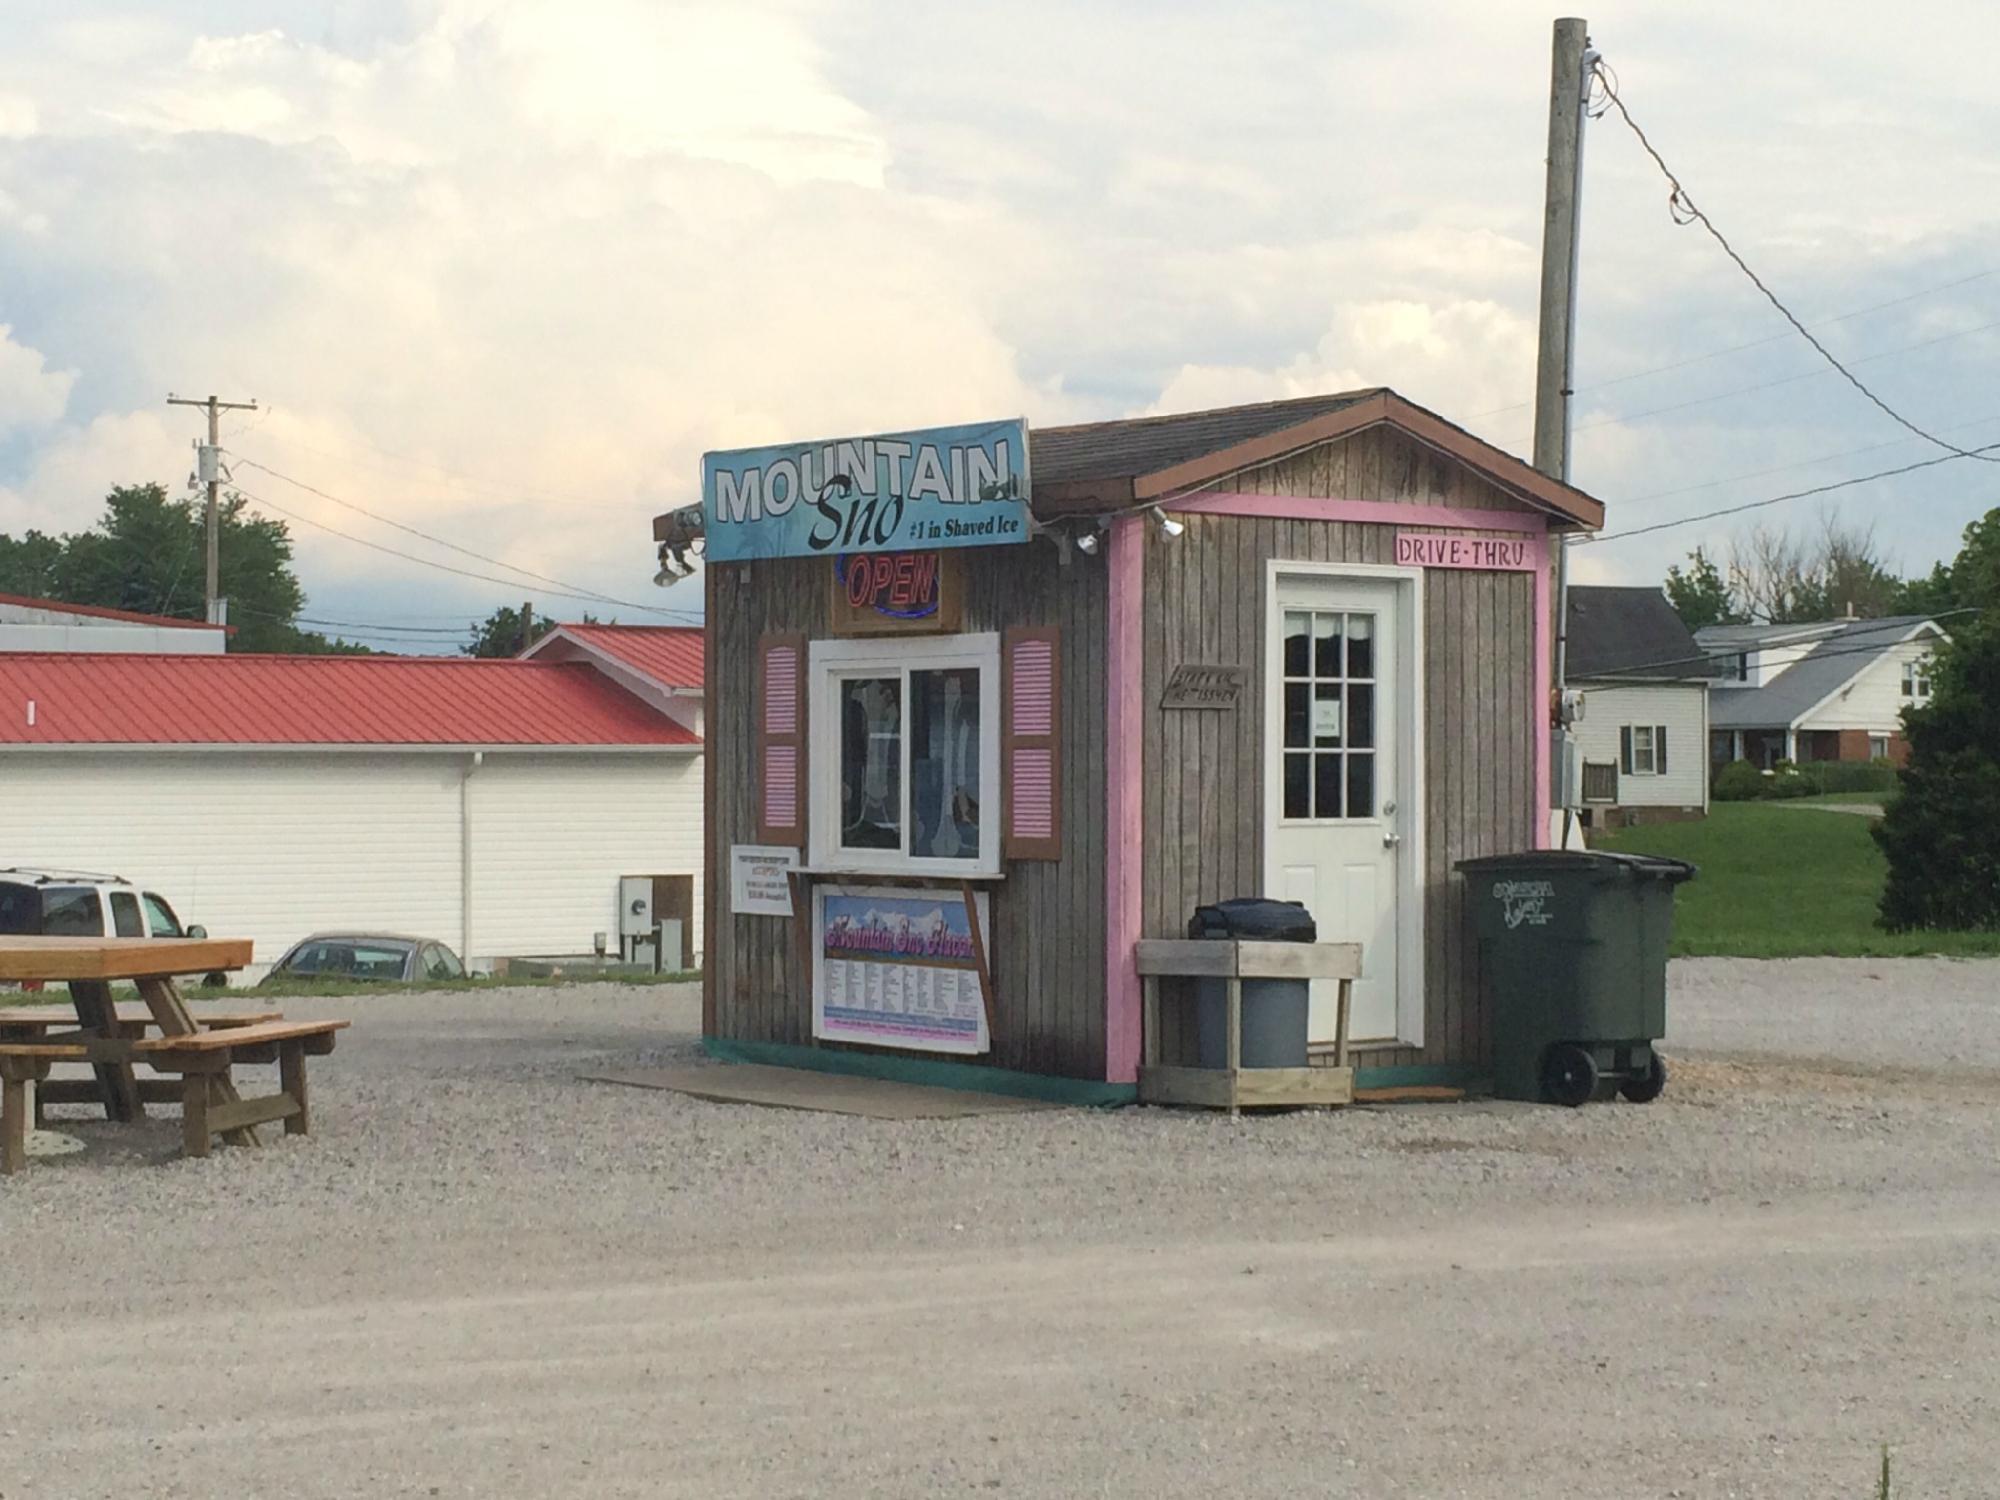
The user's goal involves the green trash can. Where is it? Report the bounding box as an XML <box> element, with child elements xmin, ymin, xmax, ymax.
<box><xmin>1456</xmin><ymin>849</ymin><xmax>1697</xmax><ymax>1106</ymax></box>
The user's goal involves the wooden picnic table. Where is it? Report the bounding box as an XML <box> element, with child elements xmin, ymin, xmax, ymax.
<box><xmin>0</xmin><ymin>938</ymin><xmax>348</xmax><ymax>1175</ymax></box>
<box><xmin>0</xmin><ymin>936</ymin><xmax>256</xmax><ymax>1123</ymax></box>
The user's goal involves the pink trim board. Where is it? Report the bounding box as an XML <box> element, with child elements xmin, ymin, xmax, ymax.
<box><xmin>1165</xmin><ymin>493</ymin><xmax>1549</xmax><ymax>533</ymax></box>
<box><xmin>1103</xmin><ymin>513</ymin><xmax>1144</xmax><ymax>1084</ymax></box>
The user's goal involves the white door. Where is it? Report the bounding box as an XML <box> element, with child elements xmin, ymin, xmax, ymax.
<box><xmin>1266</xmin><ymin>575</ymin><xmax>1405</xmax><ymax>1043</ymax></box>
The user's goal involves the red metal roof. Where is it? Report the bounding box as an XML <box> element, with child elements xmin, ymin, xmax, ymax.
<box><xmin>529</xmin><ymin>624</ymin><xmax>704</xmax><ymax>689</ymax></box>
<box><xmin>0</xmin><ymin>592</ymin><xmax>229</xmax><ymax>631</ymax></box>
<box><xmin>0</xmin><ymin>653</ymin><xmax>700</xmax><ymax>748</ymax></box>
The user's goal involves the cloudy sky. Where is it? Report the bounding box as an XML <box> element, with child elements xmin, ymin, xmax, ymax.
<box><xmin>1</xmin><ymin>0</ymin><xmax>1995</xmax><ymax>646</ymax></box>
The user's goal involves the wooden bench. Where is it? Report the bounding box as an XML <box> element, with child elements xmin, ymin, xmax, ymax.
<box><xmin>1</xmin><ymin>1019</ymin><xmax>348</xmax><ymax>1174</ymax></box>
<box><xmin>0</xmin><ymin>1009</ymin><xmax>284</xmax><ymax>1115</ymax></box>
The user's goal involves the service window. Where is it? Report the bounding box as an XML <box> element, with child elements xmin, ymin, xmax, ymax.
<box><xmin>40</xmin><ymin>886</ymin><xmax>105</xmax><ymax>937</ymax></box>
<box><xmin>141</xmin><ymin>893</ymin><xmax>185</xmax><ymax>937</ymax></box>
<box><xmin>109</xmin><ymin>891</ymin><xmax>145</xmax><ymax>937</ymax></box>
<box><xmin>810</xmin><ymin>634</ymin><xmax>1001</xmax><ymax>876</ymax></box>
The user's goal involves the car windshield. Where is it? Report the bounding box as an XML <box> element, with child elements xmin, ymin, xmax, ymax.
<box><xmin>283</xmin><ymin>939</ymin><xmax>414</xmax><ymax>980</ymax></box>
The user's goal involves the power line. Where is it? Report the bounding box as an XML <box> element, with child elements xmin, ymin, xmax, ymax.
<box><xmin>226</xmin><ymin>481</ymin><xmax>700</xmax><ymax>619</ymax></box>
<box><xmin>226</xmin><ymin>454</ymin><xmax>673</xmax><ymax>616</ymax></box>
<box><xmin>1571</xmin><ymin>318</ymin><xmax>2000</xmax><ymax>436</ymax></box>
<box><xmin>1621</xmin><ymin>412</ymin><xmax>2000</xmax><ymax>506</ymax></box>
<box><xmin>1580</xmin><ymin>441</ymin><xmax>2000</xmax><ymax>545</ymax></box>
<box><xmin>1590</xmin><ymin>58</ymin><xmax>1999</xmax><ymax>465</ymax></box>
<box><xmin>1472</xmin><ymin>267</ymin><xmax>1996</xmax><ymax>422</ymax></box>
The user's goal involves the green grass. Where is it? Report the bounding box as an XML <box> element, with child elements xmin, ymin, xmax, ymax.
<box><xmin>1595</xmin><ymin>803</ymin><xmax>2000</xmax><ymax>958</ymax></box>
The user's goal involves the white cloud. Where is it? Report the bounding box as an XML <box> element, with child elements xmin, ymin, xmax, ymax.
<box><xmin>0</xmin><ymin>326</ymin><xmax>76</xmax><ymax>436</ymax></box>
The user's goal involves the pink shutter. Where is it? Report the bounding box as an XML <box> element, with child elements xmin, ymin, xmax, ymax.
<box><xmin>1003</xmin><ymin>627</ymin><xmax>1062</xmax><ymax>860</ymax></box>
<box><xmin>757</xmin><ymin>632</ymin><xmax>808</xmax><ymax>847</ymax></box>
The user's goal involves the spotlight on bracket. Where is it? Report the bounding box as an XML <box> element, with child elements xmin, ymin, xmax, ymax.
<box><xmin>1075</xmin><ymin>520</ymin><xmax>1104</xmax><ymax>556</ymax></box>
<box><xmin>653</xmin><ymin>504</ymin><xmax>707</xmax><ymax>585</ymax></box>
<box><xmin>1152</xmin><ymin>506</ymin><xmax>1186</xmax><ymax>539</ymax></box>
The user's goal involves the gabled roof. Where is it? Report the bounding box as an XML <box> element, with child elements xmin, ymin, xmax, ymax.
<box><xmin>1566</xmin><ymin>586</ymin><xmax>1720</xmax><ymax>681</ymax></box>
<box><xmin>0</xmin><ymin>591</ymin><xmax>229</xmax><ymax>631</ymax></box>
<box><xmin>519</xmin><ymin>623</ymin><xmax>703</xmax><ymax>690</ymax></box>
<box><xmin>1698</xmin><ymin>616</ymin><xmax>1943</xmax><ymax>730</ymax></box>
<box><xmin>1030</xmin><ymin>389</ymin><xmax>1605</xmax><ymax>528</ymax></box>
<box><xmin>0</xmin><ymin>653</ymin><xmax>701</xmax><ymax>749</ymax></box>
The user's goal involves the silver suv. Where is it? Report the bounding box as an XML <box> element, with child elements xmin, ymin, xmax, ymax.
<box><xmin>0</xmin><ymin>867</ymin><xmax>207</xmax><ymax>941</ymax></box>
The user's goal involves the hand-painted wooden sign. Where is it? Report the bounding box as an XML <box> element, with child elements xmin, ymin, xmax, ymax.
<box><xmin>1394</xmin><ymin>531</ymin><xmax>1537</xmax><ymax>571</ymax></box>
<box><xmin>829</xmin><ymin>550</ymin><xmax>964</xmax><ymax>636</ymax></box>
<box><xmin>1160</xmin><ymin>663</ymin><xmax>1245</xmax><ymax>709</ymax></box>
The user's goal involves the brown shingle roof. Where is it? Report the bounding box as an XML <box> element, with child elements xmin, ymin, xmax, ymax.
<box><xmin>1032</xmin><ymin>390</ymin><xmax>1384</xmax><ymax>486</ymax></box>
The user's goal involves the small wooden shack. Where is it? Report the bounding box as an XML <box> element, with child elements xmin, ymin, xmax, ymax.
<box><xmin>681</xmin><ymin>390</ymin><xmax>1605</xmax><ymax>1102</ymax></box>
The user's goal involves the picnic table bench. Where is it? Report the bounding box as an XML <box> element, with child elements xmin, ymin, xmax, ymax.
<box><xmin>0</xmin><ymin>937</ymin><xmax>350</xmax><ymax>1176</ymax></box>
<box><xmin>0</xmin><ymin>1007</ymin><xmax>283</xmax><ymax>1115</ymax></box>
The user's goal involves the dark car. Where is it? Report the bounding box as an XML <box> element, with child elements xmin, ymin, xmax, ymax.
<box><xmin>262</xmin><ymin>933</ymin><xmax>469</xmax><ymax>986</ymax></box>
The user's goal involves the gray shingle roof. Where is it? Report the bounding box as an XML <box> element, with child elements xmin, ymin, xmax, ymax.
<box><xmin>1698</xmin><ymin>616</ymin><xmax>1937</xmax><ymax>729</ymax></box>
<box><xmin>1566</xmin><ymin>586</ymin><xmax>1720</xmax><ymax>680</ymax></box>
<box><xmin>1030</xmin><ymin>390</ymin><xmax>1383</xmax><ymax>485</ymax></box>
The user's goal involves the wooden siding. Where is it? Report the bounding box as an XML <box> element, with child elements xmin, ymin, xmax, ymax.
<box><xmin>1143</xmin><ymin>426</ymin><xmax>1542</xmax><ymax>1074</ymax></box>
<box><xmin>705</xmin><ymin>550</ymin><xmax>1109</xmax><ymax>1079</ymax></box>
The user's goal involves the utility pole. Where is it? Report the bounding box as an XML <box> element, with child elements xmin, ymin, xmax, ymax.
<box><xmin>166</xmin><ymin>393</ymin><xmax>258</xmax><ymax>624</ymax></box>
<box><xmin>1532</xmin><ymin>17</ymin><xmax>1592</xmax><ymax>837</ymax></box>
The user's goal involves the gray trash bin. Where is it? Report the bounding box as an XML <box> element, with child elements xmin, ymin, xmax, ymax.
<box><xmin>1189</xmin><ymin>898</ymin><xmax>1316</xmax><ymax>1069</ymax></box>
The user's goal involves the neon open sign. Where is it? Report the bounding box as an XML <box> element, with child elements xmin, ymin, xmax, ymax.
<box><xmin>836</xmin><ymin>552</ymin><xmax>940</xmax><ymax>620</ymax></box>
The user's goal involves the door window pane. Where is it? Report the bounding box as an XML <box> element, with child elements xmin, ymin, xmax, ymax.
<box><xmin>1283</xmin><ymin>682</ymin><xmax>1310</xmax><ymax>748</ymax></box>
<box><xmin>1314</xmin><ymin>752</ymin><xmax>1341</xmax><ymax>819</ymax></box>
<box><xmin>1313</xmin><ymin>615</ymin><xmax>1343</xmax><ymax>677</ymax></box>
<box><xmin>839</xmin><ymin>676</ymin><xmax>902</xmax><ymax>850</ymax></box>
<box><xmin>1347</xmin><ymin>753</ymin><xmax>1375</xmax><ymax>818</ymax></box>
<box><xmin>109</xmin><ymin>891</ymin><xmax>144</xmax><ymax>937</ymax></box>
<box><xmin>1346</xmin><ymin>615</ymin><xmax>1374</xmax><ymax>678</ymax></box>
<box><xmin>1283</xmin><ymin>612</ymin><xmax>1310</xmax><ymax>676</ymax></box>
<box><xmin>1312</xmin><ymin>685</ymin><xmax>1342</xmax><ymax>746</ymax></box>
<box><xmin>1283</xmin><ymin>753</ymin><xmax>1310</xmax><ymax>818</ymax></box>
<box><xmin>1347</xmin><ymin>684</ymin><xmax>1374</xmax><ymax>748</ymax></box>
<box><xmin>910</xmin><ymin>667</ymin><xmax>981</xmax><ymax>860</ymax></box>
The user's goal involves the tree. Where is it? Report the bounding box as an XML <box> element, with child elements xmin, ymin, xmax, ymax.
<box><xmin>1892</xmin><ymin>506</ymin><xmax>2000</xmax><ymax>620</ymax></box>
<box><xmin>1874</xmin><ymin>623</ymin><xmax>2000</xmax><ymax>930</ymax></box>
<box><xmin>0</xmin><ymin>482</ymin><xmax>371</xmax><ymax>653</ymax></box>
<box><xmin>1663</xmin><ymin>547</ymin><xmax>1739</xmax><ymax>631</ymax></box>
<box><xmin>462</xmin><ymin>605</ymin><xmax>559</xmax><ymax>659</ymax></box>
<box><xmin>1728</xmin><ymin>514</ymin><xmax>1902</xmax><ymax>623</ymax></box>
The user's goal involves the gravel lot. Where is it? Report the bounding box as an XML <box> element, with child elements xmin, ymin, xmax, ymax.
<box><xmin>4</xmin><ymin>959</ymin><xmax>1998</xmax><ymax>1498</ymax></box>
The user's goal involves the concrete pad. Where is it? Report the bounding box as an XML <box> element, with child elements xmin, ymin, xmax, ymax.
<box><xmin>585</xmin><ymin>1063</ymin><xmax>1060</xmax><ymax>1119</ymax></box>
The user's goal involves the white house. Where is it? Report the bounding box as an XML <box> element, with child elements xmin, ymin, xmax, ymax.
<box><xmin>0</xmin><ymin>592</ymin><xmax>229</xmax><ymax>654</ymax></box>
<box><xmin>0</xmin><ymin>631</ymin><xmax>704</xmax><ymax>977</ymax></box>
<box><xmin>1697</xmin><ymin>616</ymin><xmax>1947</xmax><ymax>771</ymax></box>
<box><xmin>1566</xmin><ymin>586</ymin><xmax>1718</xmax><ymax>828</ymax></box>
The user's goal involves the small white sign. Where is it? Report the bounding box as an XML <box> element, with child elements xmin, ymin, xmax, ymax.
<box><xmin>1313</xmin><ymin>696</ymin><xmax>1343</xmax><ymax>741</ymax></box>
<box><xmin>731</xmin><ymin>844</ymin><xmax>800</xmax><ymax>916</ymax></box>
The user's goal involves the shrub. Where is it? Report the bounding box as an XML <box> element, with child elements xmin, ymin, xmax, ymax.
<box><xmin>1801</xmin><ymin>758</ymin><xmax>1899</xmax><ymax>795</ymax></box>
<box><xmin>1713</xmin><ymin>760</ymin><xmax>1767</xmax><ymax>801</ymax></box>
<box><xmin>1877</xmin><ymin>626</ymin><xmax>2000</xmax><ymax>930</ymax></box>
<box><xmin>1762</xmin><ymin>767</ymin><xmax>1818</xmax><ymax>799</ymax></box>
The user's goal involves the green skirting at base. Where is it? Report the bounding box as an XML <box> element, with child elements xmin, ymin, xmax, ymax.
<box><xmin>702</xmin><ymin>1037</ymin><xmax>1484</xmax><ymax>1106</ymax></box>
<box><xmin>701</xmin><ymin>1037</ymin><xmax>1138</xmax><ymax>1108</ymax></box>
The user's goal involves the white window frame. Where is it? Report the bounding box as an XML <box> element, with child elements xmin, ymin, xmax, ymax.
<box><xmin>1629</xmin><ymin>724</ymin><xmax>1659</xmax><ymax>776</ymax></box>
<box><xmin>1902</xmin><ymin>659</ymin><xmax>1931</xmax><ymax>699</ymax></box>
<box><xmin>1869</xmin><ymin>734</ymin><xmax>1890</xmax><ymax>760</ymax></box>
<box><xmin>808</xmin><ymin>632</ymin><xmax>1003</xmax><ymax>878</ymax></box>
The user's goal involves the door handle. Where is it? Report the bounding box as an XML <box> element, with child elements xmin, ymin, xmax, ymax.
<box><xmin>1382</xmin><ymin>831</ymin><xmax>1402</xmax><ymax>848</ymax></box>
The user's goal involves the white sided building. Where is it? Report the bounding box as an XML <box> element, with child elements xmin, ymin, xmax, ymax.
<box><xmin>0</xmin><ymin>629</ymin><xmax>704</xmax><ymax>977</ymax></box>
<box><xmin>1565</xmin><ymin>586</ymin><xmax>1719</xmax><ymax>829</ymax></box>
